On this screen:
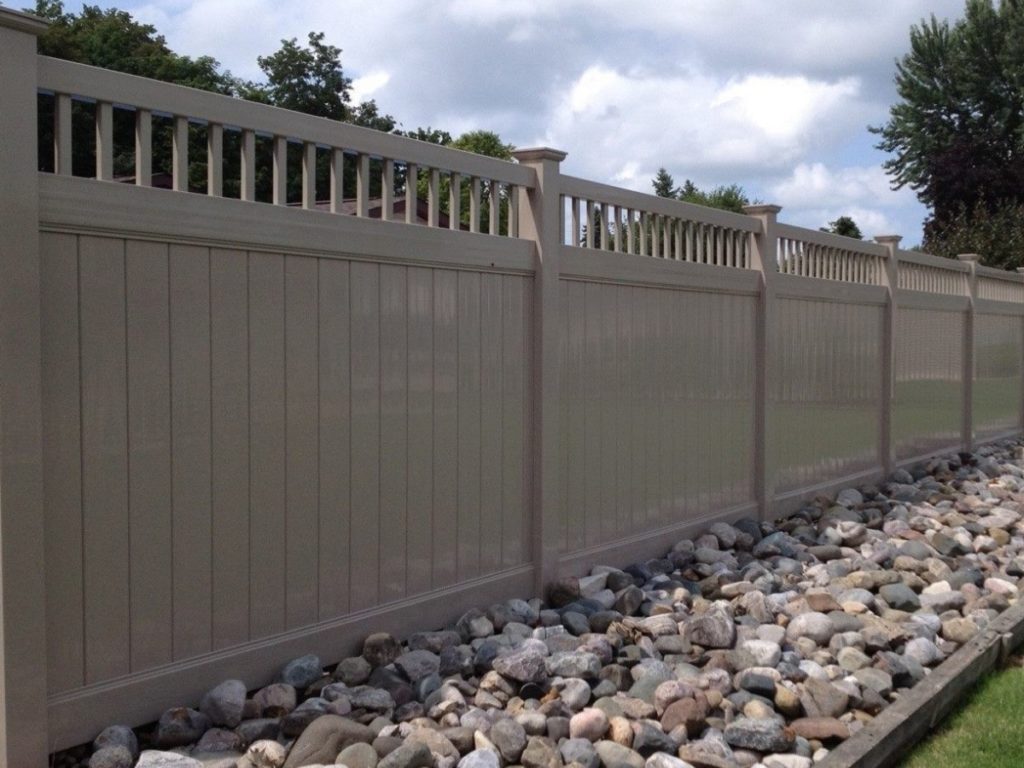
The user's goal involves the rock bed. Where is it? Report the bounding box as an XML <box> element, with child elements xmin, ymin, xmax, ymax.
<box><xmin>65</xmin><ymin>440</ymin><xmax>1024</xmax><ymax>768</ymax></box>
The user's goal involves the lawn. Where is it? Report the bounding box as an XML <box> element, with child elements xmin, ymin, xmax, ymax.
<box><xmin>898</xmin><ymin>665</ymin><xmax>1024</xmax><ymax>768</ymax></box>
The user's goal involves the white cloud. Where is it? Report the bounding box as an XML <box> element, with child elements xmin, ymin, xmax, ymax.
<box><xmin>768</xmin><ymin>163</ymin><xmax>921</xmax><ymax>238</ymax></box>
<box><xmin>543</xmin><ymin>66</ymin><xmax>869</xmax><ymax>184</ymax></box>
<box><xmin>350</xmin><ymin>71</ymin><xmax>391</xmax><ymax>104</ymax></box>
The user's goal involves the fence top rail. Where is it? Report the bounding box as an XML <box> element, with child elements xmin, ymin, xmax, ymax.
<box><xmin>976</xmin><ymin>263</ymin><xmax>1024</xmax><ymax>282</ymax></box>
<box><xmin>896</xmin><ymin>248</ymin><xmax>971</xmax><ymax>272</ymax></box>
<box><xmin>37</xmin><ymin>55</ymin><xmax>536</xmax><ymax>188</ymax></box>
<box><xmin>775</xmin><ymin>222</ymin><xmax>888</xmax><ymax>257</ymax></box>
<box><xmin>559</xmin><ymin>174</ymin><xmax>760</xmax><ymax>232</ymax></box>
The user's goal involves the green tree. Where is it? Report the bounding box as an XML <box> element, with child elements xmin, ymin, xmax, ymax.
<box><xmin>407</xmin><ymin>130</ymin><xmax>515</xmax><ymax>231</ymax></box>
<box><xmin>923</xmin><ymin>199</ymin><xmax>1024</xmax><ymax>268</ymax></box>
<box><xmin>652</xmin><ymin>167</ymin><xmax>677</xmax><ymax>198</ymax></box>
<box><xmin>872</xmin><ymin>0</ymin><xmax>1024</xmax><ymax>254</ymax></box>
<box><xmin>33</xmin><ymin>1</ymin><xmax>232</xmax><ymax>91</ymax></box>
<box><xmin>677</xmin><ymin>179</ymin><xmax>754</xmax><ymax>214</ymax></box>
<box><xmin>821</xmin><ymin>216</ymin><xmax>863</xmax><ymax>240</ymax></box>
<box><xmin>31</xmin><ymin>1</ymin><xmax>235</xmax><ymax>180</ymax></box>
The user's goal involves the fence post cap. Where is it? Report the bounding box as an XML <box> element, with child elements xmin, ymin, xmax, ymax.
<box><xmin>874</xmin><ymin>235</ymin><xmax>903</xmax><ymax>246</ymax></box>
<box><xmin>0</xmin><ymin>7</ymin><xmax>48</xmax><ymax>34</ymax></box>
<box><xmin>743</xmin><ymin>204</ymin><xmax>782</xmax><ymax>216</ymax></box>
<box><xmin>512</xmin><ymin>147</ymin><xmax>568</xmax><ymax>163</ymax></box>
<box><xmin>957</xmin><ymin>253</ymin><xmax>982</xmax><ymax>263</ymax></box>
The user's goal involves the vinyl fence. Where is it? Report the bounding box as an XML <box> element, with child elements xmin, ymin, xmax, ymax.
<box><xmin>1</xmin><ymin>10</ymin><xmax>1022</xmax><ymax>764</ymax></box>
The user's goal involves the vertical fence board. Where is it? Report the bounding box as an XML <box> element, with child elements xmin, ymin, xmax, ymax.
<box><xmin>317</xmin><ymin>260</ymin><xmax>351</xmax><ymax>619</ymax></box>
<box><xmin>564</xmin><ymin>281</ymin><xmax>585</xmax><ymax>553</ymax></box>
<box><xmin>79</xmin><ymin>236</ymin><xmax>130</xmax><ymax>683</ymax></box>
<box><xmin>125</xmin><ymin>240</ymin><xmax>173</xmax><ymax>671</ymax></box>
<box><xmin>379</xmin><ymin>264</ymin><xmax>409</xmax><ymax>602</ymax></box>
<box><xmin>479</xmin><ymin>273</ymin><xmax>504</xmax><ymax>571</ymax></box>
<box><xmin>350</xmin><ymin>262</ymin><xmax>381</xmax><ymax>609</ymax></box>
<box><xmin>41</xmin><ymin>232</ymin><xmax>84</xmax><ymax>693</ymax></box>
<box><xmin>501</xmin><ymin>277</ymin><xmax>526</xmax><ymax>567</ymax></box>
<box><xmin>248</xmin><ymin>253</ymin><xmax>286</xmax><ymax>638</ymax></box>
<box><xmin>432</xmin><ymin>270</ymin><xmax>459</xmax><ymax>585</ymax></box>
<box><xmin>457</xmin><ymin>271</ymin><xmax>482</xmax><ymax>581</ymax></box>
<box><xmin>406</xmin><ymin>267</ymin><xmax>434</xmax><ymax>591</ymax></box>
<box><xmin>284</xmin><ymin>256</ymin><xmax>319</xmax><ymax>629</ymax></box>
<box><xmin>210</xmin><ymin>249</ymin><xmax>251</xmax><ymax>648</ymax></box>
<box><xmin>169</xmin><ymin>245</ymin><xmax>212</xmax><ymax>660</ymax></box>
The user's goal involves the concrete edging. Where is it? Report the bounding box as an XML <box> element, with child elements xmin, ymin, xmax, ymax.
<box><xmin>819</xmin><ymin>596</ymin><xmax>1024</xmax><ymax>768</ymax></box>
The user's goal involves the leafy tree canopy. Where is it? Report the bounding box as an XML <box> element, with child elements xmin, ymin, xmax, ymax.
<box><xmin>923</xmin><ymin>199</ymin><xmax>1024</xmax><ymax>268</ymax></box>
<box><xmin>33</xmin><ymin>0</ymin><xmax>232</xmax><ymax>92</ymax></box>
<box><xmin>649</xmin><ymin>170</ymin><xmax>756</xmax><ymax>214</ymax></box>
<box><xmin>821</xmin><ymin>216</ymin><xmax>863</xmax><ymax>240</ymax></box>
<box><xmin>872</xmin><ymin>0</ymin><xmax>1024</xmax><ymax>228</ymax></box>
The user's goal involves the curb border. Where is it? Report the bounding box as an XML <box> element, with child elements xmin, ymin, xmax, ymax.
<box><xmin>819</xmin><ymin>597</ymin><xmax>1024</xmax><ymax>767</ymax></box>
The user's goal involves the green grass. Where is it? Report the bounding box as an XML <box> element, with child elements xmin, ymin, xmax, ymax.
<box><xmin>898</xmin><ymin>666</ymin><xmax>1024</xmax><ymax>768</ymax></box>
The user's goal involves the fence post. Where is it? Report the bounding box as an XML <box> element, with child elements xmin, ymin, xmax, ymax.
<box><xmin>0</xmin><ymin>7</ymin><xmax>50</xmax><ymax>767</ymax></box>
<box><xmin>876</xmin><ymin>236</ymin><xmax>902</xmax><ymax>476</ymax></box>
<box><xmin>743</xmin><ymin>204</ymin><xmax>781</xmax><ymax>522</ymax></box>
<box><xmin>511</xmin><ymin>148</ymin><xmax>567</xmax><ymax>596</ymax></box>
<box><xmin>958</xmin><ymin>253</ymin><xmax>980</xmax><ymax>453</ymax></box>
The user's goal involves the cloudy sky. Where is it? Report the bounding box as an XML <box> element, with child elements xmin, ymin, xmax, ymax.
<box><xmin>114</xmin><ymin>0</ymin><xmax>966</xmax><ymax>243</ymax></box>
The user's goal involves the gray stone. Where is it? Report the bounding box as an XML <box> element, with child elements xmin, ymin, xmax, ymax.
<box><xmin>335</xmin><ymin>656</ymin><xmax>373</xmax><ymax>686</ymax></box>
<box><xmin>136</xmin><ymin>753</ymin><xmax>203</xmax><ymax>768</ymax></box>
<box><xmin>195</xmin><ymin>728</ymin><xmax>244</xmax><ymax>753</ymax></box>
<box><xmin>235</xmin><ymin>717</ymin><xmax>280</xmax><ymax>745</ymax></box>
<box><xmin>615</xmin><ymin>586</ymin><xmax>645</xmax><ymax>615</ymax></box>
<box><xmin>631</xmin><ymin>721</ymin><xmax>676</xmax><ymax>755</ymax></box>
<box><xmin>644</xmin><ymin>754</ymin><xmax>694</xmax><ymax>768</ymax></box>
<box><xmin>594</xmin><ymin>740</ymin><xmax>645</xmax><ymax>768</ymax></box>
<box><xmin>282</xmin><ymin>697</ymin><xmax>330</xmax><ymax>736</ymax></box>
<box><xmin>338</xmin><ymin>743</ymin><xmax>380</xmax><ymax>768</ymax></box>
<box><xmin>491</xmin><ymin>717</ymin><xmax>528</xmax><ymax>763</ymax></box>
<box><xmin>561</xmin><ymin>739</ymin><xmax>600</xmax><ymax>768</ymax></box>
<box><xmin>351</xmin><ymin>688</ymin><xmax>396</xmax><ymax>711</ymax></box>
<box><xmin>406</xmin><ymin>728</ymin><xmax>460</xmax><ymax>761</ymax></box>
<box><xmin>282</xmin><ymin>715</ymin><xmax>375</xmax><ymax>768</ymax></box>
<box><xmin>878</xmin><ymin>583</ymin><xmax>920</xmax><ymax>612</ymax></box>
<box><xmin>458</xmin><ymin>750</ymin><xmax>502</xmax><ymax>768</ymax></box>
<box><xmin>522</xmin><ymin>736</ymin><xmax>563</xmax><ymax>768</ymax></box>
<box><xmin>799</xmin><ymin>677</ymin><xmax>849</xmax><ymax>718</ymax></box>
<box><xmin>723</xmin><ymin>717</ymin><xmax>795</xmax><ymax>752</ymax></box>
<box><xmin>942</xmin><ymin>617</ymin><xmax>978</xmax><ymax>645</ymax></box>
<box><xmin>559</xmin><ymin>678</ymin><xmax>593</xmax><ymax>711</ymax></box>
<box><xmin>154</xmin><ymin>707</ymin><xmax>210</xmax><ymax>749</ymax></box>
<box><xmin>686</xmin><ymin>609</ymin><xmax>736</xmax><ymax>649</ymax></box>
<box><xmin>253</xmin><ymin>683</ymin><xmax>297</xmax><ymax>715</ymax></box>
<box><xmin>93</xmin><ymin>725</ymin><xmax>139</xmax><ymax>759</ymax></box>
<box><xmin>363</xmin><ymin>633</ymin><xmax>402</xmax><ymax>668</ymax></box>
<box><xmin>785</xmin><ymin>612</ymin><xmax>835</xmax><ymax>645</ymax></box>
<box><xmin>739</xmin><ymin>639</ymin><xmax>781</xmax><ymax>668</ymax></box>
<box><xmin>493</xmin><ymin>647</ymin><xmax>548</xmax><ymax>683</ymax></box>
<box><xmin>395</xmin><ymin>649</ymin><xmax>441</xmax><ymax>683</ymax></box>
<box><xmin>279</xmin><ymin>654</ymin><xmax>323</xmax><ymax>690</ymax></box>
<box><xmin>548</xmin><ymin>650</ymin><xmax>602</xmax><ymax>679</ymax></box>
<box><xmin>89</xmin><ymin>747</ymin><xmax>134</xmax><ymax>768</ymax></box>
<box><xmin>378</xmin><ymin>742</ymin><xmax>434</xmax><ymax>768</ymax></box>
<box><xmin>200</xmin><ymin>679</ymin><xmax>247</xmax><ymax>728</ymax></box>
<box><xmin>853</xmin><ymin>668</ymin><xmax>893</xmax><ymax>697</ymax></box>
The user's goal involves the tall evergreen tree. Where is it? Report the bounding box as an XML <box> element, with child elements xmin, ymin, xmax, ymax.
<box><xmin>652</xmin><ymin>167</ymin><xmax>677</xmax><ymax>198</ymax></box>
